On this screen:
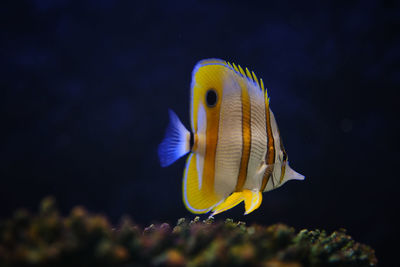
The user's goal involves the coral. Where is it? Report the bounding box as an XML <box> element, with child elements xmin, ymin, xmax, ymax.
<box><xmin>0</xmin><ymin>197</ymin><xmax>377</xmax><ymax>267</ymax></box>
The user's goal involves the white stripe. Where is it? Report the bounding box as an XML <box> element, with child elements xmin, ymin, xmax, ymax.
<box><xmin>214</xmin><ymin>72</ymin><xmax>243</xmax><ymax>198</ymax></box>
<box><xmin>244</xmin><ymin>78</ymin><xmax>267</xmax><ymax>191</ymax></box>
<box><xmin>196</xmin><ymin>103</ymin><xmax>207</xmax><ymax>189</ymax></box>
<box><xmin>267</xmin><ymin>110</ymin><xmax>282</xmax><ymax>191</ymax></box>
<box><xmin>190</xmin><ymin>63</ymin><xmax>202</xmax><ymax>133</ymax></box>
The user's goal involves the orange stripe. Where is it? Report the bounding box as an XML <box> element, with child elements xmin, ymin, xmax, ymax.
<box><xmin>261</xmin><ymin>100</ymin><xmax>275</xmax><ymax>191</ymax></box>
<box><xmin>202</xmin><ymin>103</ymin><xmax>220</xmax><ymax>195</ymax></box>
<box><xmin>279</xmin><ymin>163</ymin><xmax>286</xmax><ymax>185</ymax></box>
<box><xmin>235</xmin><ymin>81</ymin><xmax>251</xmax><ymax>192</ymax></box>
<box><xmin>278</xmin><ymin>130</ymin><xmax>287</xmax><ymax>185</ymax></box>
<box><xmin>261</xmin><ymin>165</ymin><xmax>273</xmax><ymax>191</ymax></box>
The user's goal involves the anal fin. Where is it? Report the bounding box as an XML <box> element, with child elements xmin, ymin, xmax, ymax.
<box><xmin>211</xmin><ymin>189</ymin><xmax>263</xmax><ymax>216</ymax></box>
<box><xmin>183</xmin><ymin>153</ymin><xmax>222</xmax><ymax>214</ymax></box>
<box><xmin>211</xmin><ymin>192</ymin><xmax>245</xmax><ymax>216</ymax></box>
<box><xmin>243</xmin><ymin>190</ymin><xmax>262</xmax><ymax>215</ymax></box>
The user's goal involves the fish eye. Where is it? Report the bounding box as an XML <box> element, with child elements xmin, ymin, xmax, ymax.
<box><xmin>205</xmin><ymin>89</ymin><xmax>218</xmax><ymax>107</ymax></box>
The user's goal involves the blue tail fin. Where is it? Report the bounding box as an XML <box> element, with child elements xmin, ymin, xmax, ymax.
<box><xmin>158</xmin><ymin>109</ymin><xmax>191</xmax><ymax>167</ymax></box>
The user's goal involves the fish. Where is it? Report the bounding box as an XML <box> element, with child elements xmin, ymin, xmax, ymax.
<box><xmin>158</xmin><ymin>58</ymin><xmax>304</xmax><ymax>216</ymax></box>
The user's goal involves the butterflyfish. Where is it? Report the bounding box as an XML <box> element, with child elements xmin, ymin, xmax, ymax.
<box><xmin>158</xmin><ymin>58</ymin><xmax>304</xmax><ymax>216</ymax></box>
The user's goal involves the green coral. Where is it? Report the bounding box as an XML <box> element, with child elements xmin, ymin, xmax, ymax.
<box><xmin>0</xmin><ymin>197</ymin><xmax>377</xmax><ymax>267</ymax></box>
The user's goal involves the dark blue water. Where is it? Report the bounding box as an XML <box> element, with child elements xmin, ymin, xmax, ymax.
<box><xmin>1</xmin><ymin>0</ymin><xmax>398</xmax><ymax>265</ymax></box>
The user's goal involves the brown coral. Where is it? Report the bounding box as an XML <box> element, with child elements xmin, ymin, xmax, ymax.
<box><xmin>0</xmin><ymin>197</ymin><xmax>377</xmax><ymax>267</ymax></box>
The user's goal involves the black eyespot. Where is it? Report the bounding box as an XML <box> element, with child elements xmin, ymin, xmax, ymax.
<box><xmin>205</xmin><ymin>89</ymin><xmax>217</xmax><ymax>107</ymax></box>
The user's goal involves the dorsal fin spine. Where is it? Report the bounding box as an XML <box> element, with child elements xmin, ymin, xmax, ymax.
<box><xmin>219</xmin><ymin>60</ymin><xmax>265</xmax><ymax>94</ymax></box>
<box><xmin>238</xmin><ymin>65</ymin><xmax>246</xmax><ymax>76</ymax></box>
<box><xmin>260</xmin><ymin>78</ymin><xmax>265</xmax><ymax>93</ymax></box>
<box><xmin>261</xmin><ymin>78</ymin><xmax>270</xmax><ymax>105</ymax></box>
<box><xmin>232</xmin><ymin>63</ymin><xmax>239</xmax><ymax>73</ymax></box>
<box><xmin>252</xmin><ymin>71</ymin><xmax>260</xmax><ymax>87</ymax></box>
<box><xmin>245</xmin><ymin>67</ymin><xmax>253</xmax><ymax>81</ymax></box>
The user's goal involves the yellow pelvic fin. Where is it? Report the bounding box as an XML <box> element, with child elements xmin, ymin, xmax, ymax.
<box><xmin>183</xmin><ymin>153</ymin><xmax>222</xmax><ymax>214</ymax></box>
<box><xmin>243</xmin><ymin>190</ymin><xmax>263</xmax><ymax>215</ymax></box>
<box><xmin>211</xmin><ymin>192</ymin><xmax>245</xmax><ymax>216</ymax></box>
<box><xmin>210</xmin><ymin>190</ymin><xmax>263</xmax><ymax>216</ymax></box>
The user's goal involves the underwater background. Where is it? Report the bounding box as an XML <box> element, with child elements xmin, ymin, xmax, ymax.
<box><xmin>0</xmin><ymin>0</ymin><xmax>398</xmax><ymax>266</ymax></box>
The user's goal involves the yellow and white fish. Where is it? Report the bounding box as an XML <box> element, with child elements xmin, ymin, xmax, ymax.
<box><xmin>158</xmin><ymin>58</ymin><xmax>304</xmax><ymax>216</ymax></box>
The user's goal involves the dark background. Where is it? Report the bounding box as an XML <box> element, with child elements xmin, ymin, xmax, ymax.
<box><xmin>1</xmin><ymin>0</ymin><xmax>398</xmax><ymax>265</ymax></box>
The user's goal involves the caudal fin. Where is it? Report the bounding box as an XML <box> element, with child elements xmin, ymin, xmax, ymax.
<box><xmin>158</xmin><ymin>109</ymin><xmax>191</xmax><ymax>167</ymax></box>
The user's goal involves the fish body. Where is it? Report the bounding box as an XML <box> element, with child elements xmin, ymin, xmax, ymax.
<box><xmin>158</xmin><ymin>59</ymin><xmax>304</xmax><ymax>215</ymax></box>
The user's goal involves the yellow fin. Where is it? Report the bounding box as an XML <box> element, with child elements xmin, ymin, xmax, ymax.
<box><xmin>252</xmin><ymin>71</ymin><xmax>259</xmax><ymax>87</ymax></box>
<box><xmin>243</xmin><ymin>190</ymin><xmax>263</xmax><ymax>215</ymax></box>
<box><xmin>245</xmin><ymin>67</ymin><xmax>253</xmax><ymax>81</ymax></box>
<box><xmin>261</xmin><ymin>78</ymin><xmax>270</xmax><ymax>105</ymax></box>
<box><xmin>232</xmin><ymin>63</ymin><xmax>240</xmax><ymax>73</ymax></box>
<box><xmin>210</xmin><ymin>189</ymin><xmax>263</xmax><ymax>216</ymax></box>
<box><xmin>260</xmin><ymin>78</ymin><xmax>265</xmax><ymax>92</ymax></box>
<box><xmin>183</xmin><ymin>153</ymin><xmax>222</xmax><ymax>214</ymax></box>
<box><xmin>211</xmin><ymin>192</ymin><xmax>245</xmax><ymax>216</ymax></box>
<box><xmin>238</xmin><ymin>65</ymin><xmax>246</xmax><ymax>76</ymax></box>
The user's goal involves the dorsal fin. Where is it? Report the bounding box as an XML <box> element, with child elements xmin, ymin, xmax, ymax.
<box><xmin>260</xmin><ymin>78</ymin><xmax>270</xmax><ymax>105</ymax></box>
<box><xmin>195</xmin><ymin>58</ymin><xmax>266</xmax><ymax>95</ymax></box>
<box><xmin>225</xmin><ymin>61</ymin><xmax>264</xmax><ymax>93</ymax></box>
<box><xmin>197</xmin><ymin>58</ymin><xmax>227</xmax><ymax>66</ymax></box>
